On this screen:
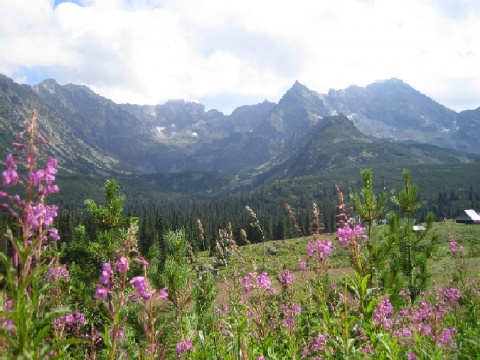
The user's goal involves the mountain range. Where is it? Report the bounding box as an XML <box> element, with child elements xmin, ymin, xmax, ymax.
<box><xmin>1</xmin><ymin>73</ymin><xmax>479</xmax><ymax>198</ymax></box>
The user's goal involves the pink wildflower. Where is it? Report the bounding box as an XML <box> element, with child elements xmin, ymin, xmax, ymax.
<box><xmin>99</xmin><ymin>263</ymin><xmax>113</xmax><ymax>285</ymax></box>
<box><xmin>449</xmin><ymin>241</ymin><xmax>458</xmax><ymax>253</ymax></box>
<box><xmin>408</xmin><ymin>352</ymin><xmax>418</xmax><ymax>360</ymax></box>
<box><xmin>372</xmin><ymin>297</ymin><xmax>393</xmax><ymax>329</ymax></box>
<box><xmin>257</xmin><ymin>272</ymin><xmax>272</xmax><ymax>290</ymax></box>
<box><xmin>45</xmin><ymin>264</ymin><xmax>69</xmax><ymax>281</ymax></box>
<box><xmin>3</xmin><ymin>300</ymin><xmax>15</xmax><ymax>329</ymax></box>
<box><xmin>134</xmin><ymin>256</ymin><xmax>149</xmax><ymax>266</ymax></box>
<box><xmin>159</xmin><ymin>287</ymin><xmax>168</xmax><ymax>299</ymax></box>
<box><xmin>49</xmin><ymin>228</ymin><xmax>60</xmax><ymax>241</ymax></box>
<box><xmin>115</xmin><ymin>256</ymin><xmax>129</xmax><ymax>274</ymax></box>
<box><xmin>443</xmin><ymin>287</ymin><xmax>462</xmax><ymax>302</ymax></box>
<box><xmin>130</xmin><ymin>276</ymin><xmax>147</xmax><ymax>294</ymax></box>
<box><xmin>176</xmin><ymin>339</ymin><xmax>193</xmax><ymax>357</ymax></box>
<box><xmin>130</xmin><ymin>276</ymin><xmax>156</xmax><ymax>301</ymax></box>
<box><xmin>436</xmin><ymin>327</ymin><xmax>457</xmax><ymax>347</ymax></box>
<box><xmin>2</xmin><ymin>154</ymin><xmax>18</xmax><ymax>187</ymax></box>
<box><xmin>110</xmin><ymin>327</ymin><xmax>125</xmax><ymax>342</ymax></box>
<box><xmin>242</xmin><ymin>272</ymin><xmax>275</xmax><ymax>294</ymax></box>
<box><xmin>278</xmin><ymin>269</ymin><xmax>295</xmax><ymax>287</ymax></box>
<box><xmin>280</xmin><ymin>302</ymin><xmax>301</xmax><ymax>330</ymax></box>
<box><xmin>242</xmin><ymin>272</ymin><xmax>256</xmax><ymax>292</ymax></box>
<box><xmin>297</xmin><ymin>260</ymin><xmax>308</xmax><ymax>271</ymax></box>
<box><xmin>94</xmin><ymin>284</ymin><xmax>108</xmax><ymax>301</ymax></box>
<box><xmin>338</xmin><ymin>224</ymin><xmax>367</xmax><ymax>247</ymax></box>
<box><xmin>307</xmin><ymin>239</ymin><xmax>333</xmax><ymax>263</ymax></box>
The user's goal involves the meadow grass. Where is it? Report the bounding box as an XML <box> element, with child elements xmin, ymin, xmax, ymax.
<box><xmin>204</xmin><ymin>220</ymin><xmax>480</xmax><ymax>306</ymax></box>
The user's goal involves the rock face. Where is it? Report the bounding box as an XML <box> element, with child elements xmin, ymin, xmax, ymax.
<box><xmin>1</xmin><ymin>73</ymin><xmax>479</xmax><ymax>177</ymax></box>
<box><xmin>324</xmin><ymin>78</ymin><xmax>458</xmax><ymax>147</ymax></box>
<box><xmin>0</xmin><ymin>75</ymin><xmax>126</xmax><ymax>175</ymax></box>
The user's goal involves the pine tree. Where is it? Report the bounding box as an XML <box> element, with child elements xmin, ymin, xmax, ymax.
<box><xmin>388</xmin><ymin>169</ymin><xmax>436</xmax><ymax>304</ymax></box>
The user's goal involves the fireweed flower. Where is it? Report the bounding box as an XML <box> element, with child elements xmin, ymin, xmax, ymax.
<box><xmin>449</xmin><ymin>241</ymin><xmax>458</xmax><ymax>253</ymax></box>
<box><xmin>26</xmin><ymin>157</ymin><xmax>59</xmax><ymax>194</ymax></box>
<box><xmin>2</xmin><ymin>300</ymin><xmax>15</xmax><ymax>329</ymax></box>
<box><xmin>306</xmin><ymin>333</ymin><xmax>327</xmax><ymax>356</ymax></box>
<box><xmin>359</xmin><ymin>345</ymin><xmax>374</xmax><ymax>354</ymax></box>
<box><xmin>372</xmin><ymin>297</ymin><xmax>394</xmax><ymax>329</ymax></box>
<box><xmin>134</xmin><ymin>256</ymin><xmax>149</xmax><ymax>266</ymax></box>
<box><xmin>215</xmin><ymin>305</ymin><xmax>230</xmax><ymax>313</ymax></box>
<box><xmin>242</xmin><ymin>272</ymin><xmax>275</xmax><ymax>293</ymax></box>
<box><xmin>408</xmin><ymin>352</ymin><xmax>418</xmax><ymax>360</ymax></box>
<box><xmin>307</xmin><ymin>239</ymin><xmax>333</xmax><ymax>265</ymax></box>
<box><xmin>159</xmin><ymin>287</ymin><xmax>168</xmax><ymax>300</ymax></box>
<box><xmin>130</xmin><ymin>276</ymin><xmax>147</xmax><ymax>293</ymax></box>
<box><xmin>129</xmin><ymin>276</ymin><xmax>156</xmax><ymax>301</ymax></box>
<box><xmin>297</xmin><ymin>260</ymin><xmax>308</xmax><ymax>271</ymax></box>
<box><xmin>45</xmin><ymin>264</ymin><xmax>70</xmax><ymax>281</ymax></box>
<box><xmin>6</xmin><ymin>153</ymin><xmax>15</xmax><ymax>168</ymax></box>
<box><xmin>242</xmin><ymin>272</ymin><xmax>257</xmax><ymax>292</ymax></box>
<box><xmin>337</xmin><ymin>224</ymin><xmax>367</xmax><ymax>248</ymax></box>
<box><xmin>2</xmin><ymin>154</ymin><xmax>18</xmax><ymax>187</ymax></box>
<box><xmin>443</xmin><ymin>287</ymin><xmax>462</xmax><ymax>302</ymax></box>
<box><xmin>26</xmin><ymin>203</ymin><xmax>58</xmax><ymax>230</ymax></box>
<box><xmin>449</xmin><ymin>241</ymin><xmax>464</xmax><ymax>255</ymax></box>
<box><xmin>99</xmin><ymin>263</ymin><xmax>113</xmax><ymax>285</ymax></box>
<box><xmin>65</xmin><ymin>313</ymin><xmax>75</xmax><ymax>324</ymax></box>
<box><xmin>257</xmin><ymin>272</ymin><xmax>272</xmax><ymax>289</ymax></box>
<box><xmin>49</xmin><ymin>228</ymin><xmax>60</xmax><ymax>241</ymax></box>
<box><xmin>279</xmin><ymin>302</ymin><xmax>301</xmax><ymax>331</ymax></box>
<box><xmin>176</xmin><ymin>339</ymin><xmax>193</xmax><ymax>357</ymax></box>
<box><xmin>75</xmin><ymin>312</ymin><xmax>85</xmax><ymax>325</ymax></box>
<box><xmin>390</xmin><ymin>292</ymin><xmax>460</xmax><ymax>349</ymax></box>
<box><xmin>436</xmin><ymin>327</ymin><xmax>457</xmax><ymax>347</ymax></box>
<box><xmin>30</xmin><ymin>169</ymin><xmax>45</xmax><ymax>187</ymax></box>
<box><xmin>115</xmin><ymin>256</ymin><xmax>129</xmax><ymax>274</ymax></box>
<box><xmin>94</xmin><ymin>284</ymin><xmax>109</xmax><ymax>301</ymax></box>
<box><xmin>278</xmin><ymin>269</ymin><xmax>295</xmax><ymax>287</ymax></box>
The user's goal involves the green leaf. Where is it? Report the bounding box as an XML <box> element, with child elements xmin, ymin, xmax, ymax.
<box><xmin>33</xmin><ymin>324</ymin><xmax>51</xmax><ymax>349</ymax></box>
<box><xmin>39</xmin><ymin>338</ymin><xmax>85</xmax><ymax>359</ymax></box>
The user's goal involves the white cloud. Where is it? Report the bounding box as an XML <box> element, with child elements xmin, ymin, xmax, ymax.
<box><xmin>0</xmin><ymin>0</ymin><xmax>479</xmax><ymax>113</ymax></box>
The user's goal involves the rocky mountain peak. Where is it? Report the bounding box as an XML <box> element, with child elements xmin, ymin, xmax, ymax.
<box><xmin>280</xmin><ymin>81</ymin><xmax>321</xmax><ymax>105</ymax></box>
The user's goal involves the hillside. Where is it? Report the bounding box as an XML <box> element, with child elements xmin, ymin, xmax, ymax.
<box><xmin>0</xmin><ymin>74</ymin><xmax>131</xmax><ymax>176</ymax></box>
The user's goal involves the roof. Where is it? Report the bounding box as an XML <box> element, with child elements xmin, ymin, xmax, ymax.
<box><xmin>464</xmin><ymin>209</ymin><xmax>480</xmax><ymax>221</ymax></box>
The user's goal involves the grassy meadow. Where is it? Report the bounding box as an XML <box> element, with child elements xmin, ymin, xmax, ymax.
<box><xmin>208</xmin><ymin>220</ymin><xmax>480</xmax><ymax>297</ymax></box>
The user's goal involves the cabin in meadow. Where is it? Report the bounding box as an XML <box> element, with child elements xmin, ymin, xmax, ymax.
<box><xmin>456</xmin><ymin>209</ymin><xmax>480</xmax><ymax>224</ymax></box>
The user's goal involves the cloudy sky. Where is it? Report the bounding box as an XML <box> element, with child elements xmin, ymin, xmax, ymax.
<box><xmin>1</xmin><ymin>0</ymin><xmax>479</xmax><ymax>114</ymax></box>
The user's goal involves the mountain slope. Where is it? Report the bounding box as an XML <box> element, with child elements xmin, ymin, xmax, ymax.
<box><xmin>253</xmin><ymin>114</ymin><xmax>479</xmax><ymax>184</ymax></box>
<box><xmin>33</xmin><ymin>79</ymin><xmax>158</xmax><ymax>168</ymax></box>
<box><xmin>455</xmin><ymin>107</ymin><xmax>480</xmax><ymax>153</ymax></box>
<box><xmin>324</xmin><ymin>78</ymin><xmax>459</xmax><ymax>148</ymax></box>
<box><xmin>0</xmin><ymin>74</ymin><xmax>129</xmax><ymax>175</ymax></box>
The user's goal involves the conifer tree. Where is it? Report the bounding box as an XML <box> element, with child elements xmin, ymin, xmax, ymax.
<box><xmin>350</xmin><ymin>168</ymin><xmax>387</xmax><ymax>286</ymax></box>
<box><xmin>387</xmin><ymin>169</ymin><xmax>436</xmax><ymax>304</ymax></box>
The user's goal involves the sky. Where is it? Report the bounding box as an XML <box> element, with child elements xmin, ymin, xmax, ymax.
<box><xmin>1</xmin><ymin>0</ymin><xmax>479</xmax><ymax>115</ymax></box>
